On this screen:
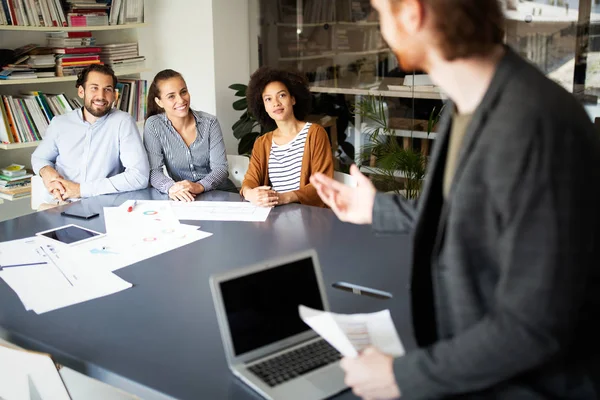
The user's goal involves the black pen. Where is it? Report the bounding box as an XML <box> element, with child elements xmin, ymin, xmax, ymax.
<box><xmin>0</xmin><ymin>262</ymin><xmax>48</xmax><ymax>271</ymax></box>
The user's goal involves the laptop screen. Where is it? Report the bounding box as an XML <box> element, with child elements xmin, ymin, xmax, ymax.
<box><xmin>220</xmin><ymin>256</ymin><xmax>324</xmax><ymax>356</ymax></box>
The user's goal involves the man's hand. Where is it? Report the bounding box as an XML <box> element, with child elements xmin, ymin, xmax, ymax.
<box><xmin>310</xmin><ymin>164</ymin><xmax>376</xmax><ymax>225</ymax></box>
<box><xmin>340</xmin><ymin>347</ymin><xmax>401</xmax><ymax>400</ymax></box>
<box><xmin>39</xmin><ymin>166</ymin><xmax>65</xmax><ymax>201</ymax></box>
<box><xmin>242</xmin><ymin>186</ymin><xmax>279</xmax><ymax>207</ymax></box>
<box><xmin>172</xmin><ymin>180</ymin><xmax>204</xmax><ymax>195</ymax></box>
<box><xmin>53</xmin><ymin>178</ymin><xmax>80</xmax><ymax>200</ymax></box>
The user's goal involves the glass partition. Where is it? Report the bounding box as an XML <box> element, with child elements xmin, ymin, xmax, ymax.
<box><xmin>253</xmin><ymin>0</ymin><xmax>598</xmax><ymax>194</ymax></box>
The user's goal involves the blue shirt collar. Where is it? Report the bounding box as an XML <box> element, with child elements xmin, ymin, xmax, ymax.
<box><xmin>77</xmin><ymin>106</ymin><xmax>113</xmax><ymax>125</ymax></box>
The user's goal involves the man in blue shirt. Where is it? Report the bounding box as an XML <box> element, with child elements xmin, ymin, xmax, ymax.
<box><xmin>31</xmin><ymin>64</ymin><xmax>149</xmax><ymax>206</ymax></box>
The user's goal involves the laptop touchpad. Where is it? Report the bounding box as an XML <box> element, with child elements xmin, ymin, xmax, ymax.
<box><xmin>306</xmin><ymin>366</ymin><xmax>346</xmax><ymax>393</ymax></box>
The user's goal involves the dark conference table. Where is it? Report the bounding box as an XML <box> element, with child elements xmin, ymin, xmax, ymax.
<box><xmin>0</xmin><ymin>189</ymin><xmax>416</xmax><ymax>400</ymax></box>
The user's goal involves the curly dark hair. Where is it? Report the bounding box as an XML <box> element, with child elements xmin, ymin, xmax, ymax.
<box><xmin>246</xmin><ymin>66</ymin><xmax>312</xmax><ymax>128</ymax></box>
<box><xmin>75</xmin><ymin>64</ymin><xmax>117</xmax><ymax>89</ymax></box>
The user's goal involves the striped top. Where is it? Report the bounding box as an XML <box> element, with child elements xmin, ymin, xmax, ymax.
<box><xmin>143</xmin><ymin>110</ymin><xmax>229</xmax><ymax>194</ymax></box>
<box><xmin>268</xmin><ymin>122</ymin><xmax>310</xmax><ymax>193</ymax></box>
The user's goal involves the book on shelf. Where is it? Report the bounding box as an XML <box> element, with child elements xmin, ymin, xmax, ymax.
<box><xmin>0</xmin><ymin>0</ymin><xmax>144</xmax><ymax>27</ymax></box>
<box><xmin>0</xmin><ymin>83</ymin><xmax>147</xmax><ymax>146</ymax></box>
<box><xmin>1</xmin><ymin>35</ymin><xmax>145</xmax><ymax>79</ymax></box>
<box><xmin>0</xmin><ymin>165</ymin><xmax>32</xmax><ymax>200</ymax></box>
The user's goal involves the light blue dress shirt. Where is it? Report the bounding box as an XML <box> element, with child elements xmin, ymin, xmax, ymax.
<box><xmin>31</xmin><ymin>108</ymin><xmax>150</xmax><ymax>198</ymax></box>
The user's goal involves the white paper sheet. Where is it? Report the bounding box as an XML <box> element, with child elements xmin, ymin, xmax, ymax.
<box><xmin>170</xmin><ymin>201</ymin><xmax>271</xmax><ymax>221</ymax></box>
<box><xmin>0</xmin><ymin>237</ymin><xmax>49</xmax><ymax>268</ymax></box>
<box><xmin>0</xmin><ymin>238</ymin><xmax>133</xmax><ymax>314</ymax></box>
<box><xmin>299</xmin><ymin>305</ymin><xmax>405</xmax><ymax>358</ymax></box>
<box><xmin>0</xmin><ymin>345</ymin><xmax>70</xmax><ymax>400</ymax></box>
<box><xmin>104</xmin><ymin>201</ymin><xmax>180</xmax><ymax>237</ymax></box>
<box><xmin>69</xmin><ymin>224</ymin><xmax>212</xmax><ymax>272</ymax></box>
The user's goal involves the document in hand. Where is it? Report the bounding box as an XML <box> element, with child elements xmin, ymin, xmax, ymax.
<box><xmin>0</xmin><ymin>344</ymin><xmax>70</xmax><ymax>400</ymax></box>
<box><xmin>298</xmin><ymin>305</ymin><xmax>405</xmax><ymax>358</ymax></box>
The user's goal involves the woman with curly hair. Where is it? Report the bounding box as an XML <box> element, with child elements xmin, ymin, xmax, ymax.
<box><xmin>241</xmin><ymin>66</ymin><xmax>334</xmax><ymax>207</ymax></box>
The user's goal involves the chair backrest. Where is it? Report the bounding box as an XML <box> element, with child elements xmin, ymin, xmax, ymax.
<box><xmin>334</xmin><ymin>171</ymin><xmax>357</xmax><ymax>187</ymax></box>
<box><xmin>227</xmin><ymin>155</ymin><xmax>250</xmax><ymax>188</ymax></box>
<box><xmin>30</xmin><ymin>175</ymin><xmax>46</xmax><ymax>210</ymax></box>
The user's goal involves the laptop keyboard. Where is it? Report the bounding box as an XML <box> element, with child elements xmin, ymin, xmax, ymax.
<box><xmin>248</xmin><ymin>339</ymin><xmax>342</xmax><ymax>387</ymax></box>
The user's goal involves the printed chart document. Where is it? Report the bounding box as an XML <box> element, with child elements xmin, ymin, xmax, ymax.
<box><xmin>0</xmin><ymin>345</ymin><xmax>70</xmax><ymax>400</ymax></box>
<box><xmin>70</xmin><ymin>222</ymin><xmax>212</xmax><ymax>272</ymax></box>
<box><xmin>299</xmin><ymin>305</ymin><xmax>405</xmax><ymax>358</ymax></box>
<box><xmin>0</xmin><ymin>238</ymin><xmax>133</xmax><ymax>314</ymax></box>
<box><xmin>104</xmin><ymin>200</ymin><xmax>180</xmax><ymax>237</ymax></box>
<box><xmin>119</xmin><ymin>200</ymin><xmax>272</xmax><ymax>222</ymax></box>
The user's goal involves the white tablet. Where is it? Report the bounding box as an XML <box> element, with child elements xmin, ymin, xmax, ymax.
<box><xmin>36</xmin><ymin>224</ymin><xmax>105</xmax><ymax>246</ymax></box>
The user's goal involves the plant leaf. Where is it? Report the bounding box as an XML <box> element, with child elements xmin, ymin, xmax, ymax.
<box><xmin>238</xmin><ymin>132</ymin><xmax>260</xmax><ymax>154</ymax></box>
<box><xmin>229</xmin><ymin>83</ymin><xmax>247</xmax><ymax>91</ymax></box>
<box><xmin>233</xmin><ymin>98</ymin><xmax>248</xmax><ymax>111</ymax></box>
<box><xmin>233</xmin><ymin>119</ymin><xmax>255</xmax><ymax>139</ymax></box>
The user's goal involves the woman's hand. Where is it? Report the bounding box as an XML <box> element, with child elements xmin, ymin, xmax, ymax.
<box><xmin>172</xmin><ymin>180</ymin><xmax>204</xmax><ymax>194</ymax></box>
<box><xmin>243</xmin><ymin>186</ymin><xmax>279</xmax><ymax>207</ymax></box>
<box><xmin>168</xmin><ymin>185</ymin><xmax>196</xmax><ymax>202</ymax></box>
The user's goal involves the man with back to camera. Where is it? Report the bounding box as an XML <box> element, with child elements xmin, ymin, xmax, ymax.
<box><xmin>311</xmin><ymin>0</ymin><xmax>600</xmax><ymax>398</ymax></box>
<box><xmin>31</xmin><ymin>64</ymin><xmax>149</xmax><ymax>208</ymax></box>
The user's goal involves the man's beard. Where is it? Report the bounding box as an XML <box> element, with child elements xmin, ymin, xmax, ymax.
<box><xmin>84</xmin><ymin>99</ymin><xmax>111</xmax><ymax>118</ymax></box>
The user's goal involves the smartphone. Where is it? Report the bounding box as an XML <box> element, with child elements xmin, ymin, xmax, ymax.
<box><xmin>36</xmin><ymin>224</ymin><xmax>105</xmax><ymax>246</ymax></box>
<box><xmin>332</xmin><ymin>281</ymin><xmax>393</xmax><ymax>300</ymax></box>
<box><xmin>60</xmin><ymin>203</ymin><xmax>99</xmax><ymax>220</ymax></box>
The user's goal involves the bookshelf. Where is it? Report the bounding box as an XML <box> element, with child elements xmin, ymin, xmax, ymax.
<box><xmin>0</xmin><ymin>23</ymin><xmax>147</xmax><ymax>32</ymax></box>
<box><xmin>0</xmin><ymin>2</ymin><xmax>147</xmax><ymax>205</ymax></box>
<box><xmin>0</xmin><ymin>67</ymin><xmax>149</xmax><ymax>86</ymax></box>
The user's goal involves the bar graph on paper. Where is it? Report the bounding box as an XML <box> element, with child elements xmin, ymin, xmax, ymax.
<box><xmin>338</xmin><ymin>321</ymin><xmax>372</xmax><ymax>352</ymax></box>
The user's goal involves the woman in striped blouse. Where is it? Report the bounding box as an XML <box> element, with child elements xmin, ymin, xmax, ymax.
<box><xmin>143</xmin><ymin>69</ymin><xmax>235</xmax><ymax>201</ymax></box>
<box><xmin>241</xmin><ymin>67</ymin><xmax>334</xmax><ymax>207</ymax></box>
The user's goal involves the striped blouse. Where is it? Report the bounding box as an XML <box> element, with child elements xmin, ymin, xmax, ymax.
<box><xmin>268</xmin><ymin>122</ymin><xmax>310</xmax><ymax>193</ymax></box>
<box><xmin>143</xmin><ymin>110</ymin><xmax>229</xmax><ymax>194</ymax></box>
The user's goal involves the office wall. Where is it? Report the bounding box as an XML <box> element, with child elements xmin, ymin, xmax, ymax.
<box><xmin>139</xmin><ymin>0</ymin><xmax>217</xmax><ymax>114</ymax></box>
<box><xmin>139</xmin><ymin>0</ymin><xmax>254</xmax><ymax>155</ymax></box>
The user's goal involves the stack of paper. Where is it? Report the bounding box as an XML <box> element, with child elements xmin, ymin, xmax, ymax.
<box><xmin>0</xmin><ymin>202</ymin><xmax>214</xmax><ymax>313</ymax></box>
<box><xmin>299</xmin><ymin>305</ymin><xmax>405</xmax><ymax>358</ymax></box>
<box><xmin>0</xmin><ymin>237</ymin><xmax>132</xmax><ymax>314</ymax></box>
<box><xmin>0</xmin><ymin>345</ymin><xmax>70</xmax><ymax>400</ymax></box>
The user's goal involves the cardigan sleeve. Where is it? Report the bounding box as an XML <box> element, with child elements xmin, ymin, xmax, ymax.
<box><xmin>294</xmin><ymin>124</ymin><xmax>334</xmax><ymax>207</ymax></box>
<box><xmin>241</xmin><ymin>133</ymin><xmax>269</xmax><ymax>194</ymax></box>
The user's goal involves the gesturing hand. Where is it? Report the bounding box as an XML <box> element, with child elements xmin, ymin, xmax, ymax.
<box><xmin>310</xmin><ymin>164</ymin><xmax>376</xmax><ymax>225</ymax></box>
<box><xmin>243</xmin><ymin>186</ymin><xmax>279</xmax><ymax>207</ymax></box>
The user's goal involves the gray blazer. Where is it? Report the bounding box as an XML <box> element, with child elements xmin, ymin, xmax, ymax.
<box><xmin>373</xmin><ymin>47</ymin><xmax>600</xmax><ymax>399</ymax></box>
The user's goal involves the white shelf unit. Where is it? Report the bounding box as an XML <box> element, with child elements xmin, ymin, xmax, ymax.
<box><xmin>0</xmin><ymin>23</ymin><xmax>147</xmax><ymax>32</ymax></box>
<box><xmin>0</xmin><ymin>67</ymin><xmax>149</xmax><ymax>86</ymax></box>
<box><xmin>0</xmin><ymin>22</ymin><xmax>147</xmax><ymax>202</ymax></box>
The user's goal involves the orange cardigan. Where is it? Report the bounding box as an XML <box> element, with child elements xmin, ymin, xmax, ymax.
<box><xmin>241</xmin><ymin>123</ymin><xmax>334</xmax><ymax>207</ymax></box>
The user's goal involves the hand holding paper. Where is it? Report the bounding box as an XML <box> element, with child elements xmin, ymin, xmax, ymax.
<box><xmin>299</xmin><ymin>305</ymin><xmax>405</xmax><ymax>358</ymax></box>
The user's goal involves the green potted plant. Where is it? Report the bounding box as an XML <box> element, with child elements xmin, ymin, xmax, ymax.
<box><xmin>228</xmin><ymin>83</ymin><xmax>274</xmax><ymax>155</ymax></box>
<box><xmin>356</xmin><ymin>94</ymin><xmax>443</xmax><ymax>199</ymax></box>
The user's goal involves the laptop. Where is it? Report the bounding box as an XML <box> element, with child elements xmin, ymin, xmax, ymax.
<box><xmin>210</xmin><ymin>249</ymin><xmax>347</xmax><ymax>400</ymax></box>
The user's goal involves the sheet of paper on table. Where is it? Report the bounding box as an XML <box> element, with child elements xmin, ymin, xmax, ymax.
<box><xmin>119</xmin><ymin>199</ymin><xmax>271</xmax><ymax>222</ymax></box>
<box><xmin>0</xmin><ymin>238</ymin><xmax>133</xmax><ymax>314</ymax></box>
